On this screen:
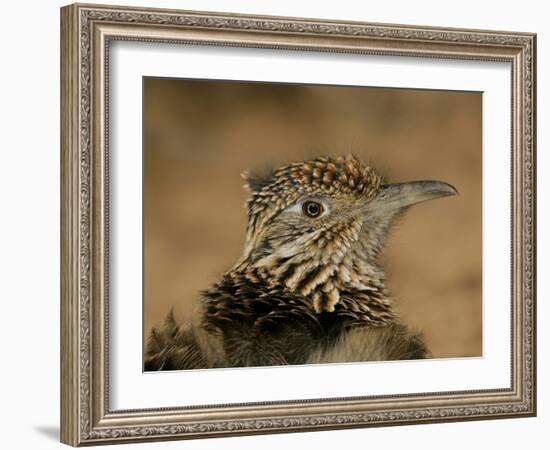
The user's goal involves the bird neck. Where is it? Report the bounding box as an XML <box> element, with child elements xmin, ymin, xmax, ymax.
<box><xmin>227</xmin><ymin>257</ymin><xmax>395</xmax><ymax>325</ymax></box>
<box><xmin>201</xmin><ymin>268</ymin><xmax>395</xmax><ymax>341</ymax></box>
<box><xmin>233</xmin><ymin>232</ymin><xmax>392</xmax><ymax>314</ymax></box>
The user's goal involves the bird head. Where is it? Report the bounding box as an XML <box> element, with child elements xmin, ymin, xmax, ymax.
<box><xmin>236</xmin><ymin>154</ymin><xmax>457</xmax><ymax>314</ymax></box>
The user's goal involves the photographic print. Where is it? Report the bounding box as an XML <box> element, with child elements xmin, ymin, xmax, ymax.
<box><xmin>61</xmin><ymin>4</ymin><xmax>535</xmax><ymax>445</ymax></box>
<box><xmin>143</xmin><ymin>78</ymin><xmax>482</xmax><ymax>371</ymax></box>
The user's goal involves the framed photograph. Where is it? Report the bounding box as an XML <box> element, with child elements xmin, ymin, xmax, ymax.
<box><xmin>60</xmin><ymin>3</ymin><xmax>536</xmax><ymax>446</ymax></box>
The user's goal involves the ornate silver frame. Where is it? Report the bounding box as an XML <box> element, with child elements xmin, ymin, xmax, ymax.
<box><xmin>60</xmin><ymin>3</ymin><xmax>536</xmax><ymax>446</ymax></box>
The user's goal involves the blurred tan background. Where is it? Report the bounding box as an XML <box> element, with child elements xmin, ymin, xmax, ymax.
<box><xmin>143</xmin><ymin>77</ymin><xmax>482</xmax><ymax>359</ymax></box>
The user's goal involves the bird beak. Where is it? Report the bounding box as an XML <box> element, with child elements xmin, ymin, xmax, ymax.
<box><xmin>367</xmin><ymin>180</ymin><xmax>458</xmax><ymax>214</ymax></box>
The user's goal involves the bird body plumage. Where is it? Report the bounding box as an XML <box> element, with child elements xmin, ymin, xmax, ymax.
<box><xmin>145</xmin><ymin>154</ymin><xmax>456</xmax><ymax>370</ymax></box>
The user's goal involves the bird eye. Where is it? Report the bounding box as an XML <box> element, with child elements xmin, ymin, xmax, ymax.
<box><xmin>302</xmin><ymin>200</ymin><xmax>324</xmax><ymax>218</ymax></box>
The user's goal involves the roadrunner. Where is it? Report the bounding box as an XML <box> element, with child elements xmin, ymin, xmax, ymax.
<box><xmin>145</xmin><ymin>154</ymin><xmax>457</xmax><ymax>370</ymax></box>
